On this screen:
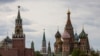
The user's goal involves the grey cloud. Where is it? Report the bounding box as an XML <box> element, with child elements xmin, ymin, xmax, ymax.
<box><xmin>23</xmin><ymin>18</ymin><xmax>33</xmax><ymax>25</ymax></box>
<box><xmin>24</xmin><ymin>28</ymin><xmax>37</xmax><ymax>32</ymax></box>
<box><xmin>0</xmin><ymin>6</ymin><xmax>13</xmax><ymax>12</ymax></box>
<box><xmin>0</xmin><ymin>0</ymin><xmax>17</xmax><ymax>3</ymax></box>
<box><xmin>21</xmin><ymin>7</ymin><xmax>29</xmax><ymax>12</ymax></box>
<box><xmin>0</xmin><ymin>25</ymin><xmax>10</xmax><ymax>36</ymax></box>
<box><xmin>84</xmin><ymin>22</ymin><xmax>100</xmax><ymax>28</ymax></box>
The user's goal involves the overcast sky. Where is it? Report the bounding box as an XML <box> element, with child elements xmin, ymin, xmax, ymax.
<box><xmin>0</xmin><ymin>0</ymin><xmax>100</xmax><ymax>51</ymax></box>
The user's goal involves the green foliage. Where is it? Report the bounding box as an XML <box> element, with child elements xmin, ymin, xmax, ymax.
<box><xmin>72</xmin><ymin>49</ymin><xmax>80</xmax><ymax>56</ymax></box>
<box><xmin>35</xmin><ymin>51</ymin><xmax>43</xmax><ymax>56</ymax></box>
<box><xmin>72</xmin><ymin>49</ymin><xmax>89</xmax><ymax>56</ymax></box>
<box><xmin>72</xmin><ymin>48</ymin><xmax>99</xmax><ymax>56</ymax></box>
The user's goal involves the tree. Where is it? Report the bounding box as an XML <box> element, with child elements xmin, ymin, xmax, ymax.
<box><xmin>91</xmin><ymin>50</ymin><xmax>99</xmax><ymax>56</ymax></box>
<box><xmin>72</xmin><ymin>49</ymin><xmax>80</xmax><ymax>56</ymax></box>
<box><xmin>35</xmin><ymin>51</ymin><xmax>43</xmax><ymax>56</ymax></box>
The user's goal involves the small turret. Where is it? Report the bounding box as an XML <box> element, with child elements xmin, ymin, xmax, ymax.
<box><xmin>74</xmin><ymin>33</ymin><xmax>79</xmax><ymax>42</ymax></box>
<box><xmin>31</xmin><ymin>41</ymin><xmax>34</xmax><ymax>50</ymax></box>
<box><xmin>48</xmin><ymin>41</ymin><xmax>51</xmax><ymax>55</ymax></box>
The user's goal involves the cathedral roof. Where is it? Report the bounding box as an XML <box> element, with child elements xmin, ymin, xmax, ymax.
<box><xmin>55</xmin><ymin>30</ymin><xmax>61</xmax><ymax>38</ymax></box>
<box><xmin>79</xmin><ymin>28</ymin><xmax>87</xmax><ymax>38</ymax></box>
<box><xmin>65</xmin><ymin>9</ymin><xmax>73</xmax><ymax>29</ymax></box>
<box><xmin>0</xmin><ymin>36</ymin><xmax>12</xmax><ymax>48</ymax></box>
<box><xmin>3</xmin><ymin>36</ymin><xmax>12</xmax><ymax>43</ymax></box>
<box><xmin>62</xmin><ymin>30</ymin><xmax>70</xmax><ymax>38</ymax></box>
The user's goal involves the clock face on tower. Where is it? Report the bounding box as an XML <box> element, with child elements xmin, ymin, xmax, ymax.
<box><xmin>17</xmin><ymin>29</ymin><xmax>20</xmax><ymax>34</ymax></box>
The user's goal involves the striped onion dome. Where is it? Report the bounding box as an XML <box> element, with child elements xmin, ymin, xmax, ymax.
<box><xmin>62</xmin><ymin>30</ymin><xmax>70</xmax><ymax>38</ymax></box>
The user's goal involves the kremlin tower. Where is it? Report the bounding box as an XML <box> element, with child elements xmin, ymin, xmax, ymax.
<box><xmin>0</xmin><ymin>6</ymin><xmax>35</xmax><ymax>56</ymax></box>
<box><xmin>41</xmin><ymin>29</ymin><xmax>47</xmax><ymax>56</ymax></box>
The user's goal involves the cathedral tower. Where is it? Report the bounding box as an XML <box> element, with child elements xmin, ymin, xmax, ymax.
<box><xmin>79</xmin><ymin>28</ymin><xmax>90</xmax><ymax>53</ymax></box>
<box><xmin>65</xmin><ymin>9</ymin><xmax>74</xmax><ymax>39</ymax></box>
<box><xmin>12</xmin><ymin>6</ymin><xmax>25</xmax><ymax>56</ymax></box>
<box><xmin>62</xmin><ymin>31</ymin><xmax>71</xmax><ymax>56</ymax></box>
<box><xmin>54</xmin><ymin>28</ymin><xmax>62</xmax><ymax>54</ymax></box>
<box><xmin>64</xmin><ymin>9</ymin><xmax>74</xmax><ymax>53</ymax></box>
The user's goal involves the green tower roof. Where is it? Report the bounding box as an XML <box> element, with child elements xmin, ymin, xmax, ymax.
<box><xmin>31</xmin><ymin>41</ymin><xmax>34</xmax><ymax>50</ymax></box>
<box><xmin>79</xmin><ymin>28</ymin><xmax>87</xmax><ymax>38</ymax></box>
<box><xmin>43</xmin><ymin>29</ymin><xmax>46</xmax><ymax>41</ymax></box>
<box><xmin>48</xmin><ymin>41</ymin><xmax>51</xmax><ymax>53</ymax></box>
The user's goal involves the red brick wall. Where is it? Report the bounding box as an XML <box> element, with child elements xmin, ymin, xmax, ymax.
<box><xmin>13</xmin><ymin>38</ymin><xmax>25</xmax><ymax>56</ymax></box>
<box><xmin>25</xmin><ymin>48</ymin><xmax>34</xmax><ymax>56</ymax></box>
<box><xmin>12</xmin><ymin>38</ymin><xmax>25</xmax><ymax>49</ymax></box>
<box><xmin>0</xmin><ymin>48</ymin><xmax>18</xmax><ymax>56</ymax></box>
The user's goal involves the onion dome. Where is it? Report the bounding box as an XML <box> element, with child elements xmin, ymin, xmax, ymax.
<box><xmin>62</xmin><ymin>30</ymin><xmax>70</xmax><ymax>38</ymax></box>
<box><xmin>79</xmin><ymin>28</ymin><xmax>87</xmax><ymax>38</ymax></box>
<box><xmin>55</xmin><ymin>30</ymin><xmax>61</xmax><ymax>38</ymax></box>
<box><xmin>4</xmin><ymin>36</ymin><xmax>12</xmax><ymax>43</ymax></box>
<box><xmin>74</xmin><ymin>33</ymin><xmax>79</xmax><ymax>41</ymax></box>
<box><xmin>0</xmin><ymin>36</ymin><xmax>12</xmax><ymax>48</ymax></box>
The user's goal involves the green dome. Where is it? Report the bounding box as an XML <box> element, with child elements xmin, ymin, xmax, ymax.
<box><xmin>79</xmin><ymin>29</ymin><xmax>87</xmax><ymax>38</ymax></box>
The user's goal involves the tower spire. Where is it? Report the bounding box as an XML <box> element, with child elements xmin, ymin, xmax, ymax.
<box><xmin>43</xmin><ymin>29</ymin><xmax>46</xmax><ymax>41</ymax></box>
<box><xmin>41</xmin><ymin>29</ymin><xmax>47</xmax><ymax>55</ymax></box>
<box><xmin>66</xmin><ymin>8</ymin><xmax>72</xmax><ymax>27</ymax></box>
<box><xmin>82</xmin><ymin>24</ymin><xmax>84</xmax><ymax>31</ymax></box>
<box><xmin>64</xmin><ymin>8</ymin><xmax>74</xmax><ymax>38</ymax></box>
<box><xmin>15</xmin><ymin>5</ymin><xmax>23</xmax><ymax>34</ymax></box>
<box><xmin>17</xmin><ymin>6</ymin><xmax>21</xmax><ymax>19</ymax></box>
